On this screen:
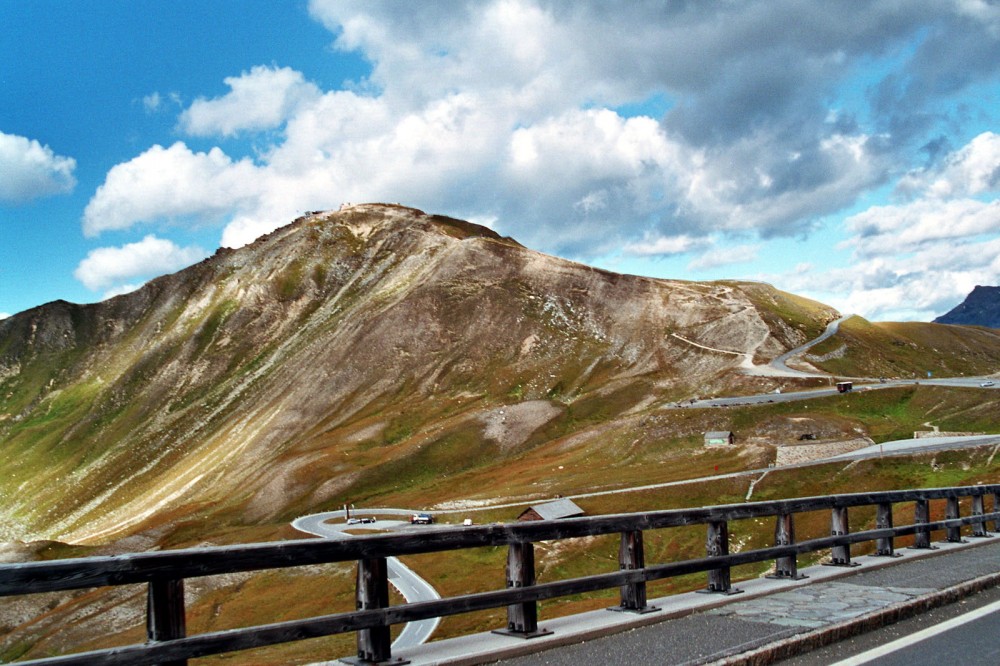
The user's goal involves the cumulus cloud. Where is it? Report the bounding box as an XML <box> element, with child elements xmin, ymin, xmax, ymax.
<box><xmin>623</xmin><ymin>234</ymin><xmax>711</xmax><ymax>257</ymax></box>
<box><xmin>78</xmin><ymin>1</ymin><xmax>1000</xmax><ymax>320</ymax></box>
<box><xmin>178</xmin><ymin>65</ymin><xmax>321</xmax><ymax>137</ymax></box>
<box><xmin>0</xmin><ymin>131</ymin><xmax>76</xmax><ymax>203</ymax></box>
<box><xmin>92</xmin><ymin>2</ymin><xmax>988</xmax><ymax>252</ymax></box>
<box><xmin>898</xmin><ymin>131</ymin><xmax>1000</xmax><ymax>198</ymax></box>
<box><xmin>74</xmin><ymin>235</ymin><xmax>208</xmax><ymax>293</ymax></box>
<box><xmin>813</xmin><ymin>238</ymin><xmax>1000</xmax><ymax>322</ymax></box>
<box><xmin>83</xmin><ymin>142</ymin><xmax>262</xmax><ymax>236</ymax></box>
<box><xmin>781</xmin><ymin>131</ymin><xmax>1000</xmax><ymax>320</ymax></box>
<box><xmin>688</xmin><ymin>243</ymin><xmax>761</xmax><ymax>272</ymax></box>
<box><xmin>845</xmin><ymin>198</ymin><xmax>1000</xmax><ymax>259</ymax></box>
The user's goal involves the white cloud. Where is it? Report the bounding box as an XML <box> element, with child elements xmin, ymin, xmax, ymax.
<box><xmin>82</xmin><ymin>2</ymin><xmax>927</xmax><ymax>255</ymax></box>
<box><xmin>623</xmin><ymin>234</ymin><xmax>710</xmax><ymax>257</ymax></box>
<box><xmin>688</xmin><ymin>243</ymin><xmax>761</xmax><ymax>272</ymax></box>
<box><xmin>76</xmin><ymin>2</ymin><xmax>1000</xmax><ymax>322</ymax></box>
<box><xmin>898</xmin><ymin>131</ymin><xmax>1000</xmax><ymax>199</ymax></box>
<box><xmin>143</xmin><ymin>92</ymin><xmax>162</xmax><ymax>113</ymax></box>
<box><xmin>783</xmin><ymin>132</ymin><xmax>1000</xmax><ymax>320</ymax></box>
<box><xmin>178</xmin><ymin>65</ymin><xmax>321</xmax><ymax>137</ymax></box>
<box><xmin>0</xmin><ymin>131</ymin><xmax>76</xmax><ymax>203</ymax></box>
<box><xmin>74</xmin><ymin>235</ymin><xmax>207</xmax><ymax>292</ymax></box>
<box><xmin>845</xmin><ymin>198</ymin><xmax>1000</xmax><ymax>258</ymax></box>
<box><xmin>83</xmin><ymin>142</ymin><xmax>262</xmax><ymax>236</ymax></box>
<box><xmin>102</xmin><ymin>283</ymin><xmax>145</xmax><ymax>299</ymax></box>
<box><xmin>0</xmin><ymin>312</ymin><xmax>10</xmax><ymax>320</ymax></box>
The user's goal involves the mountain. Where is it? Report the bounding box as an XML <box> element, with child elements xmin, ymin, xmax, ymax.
<box><xmin>0</xmin><ymin>204</ymin><xmax>842</xmax><ymax>545</ymax></box>
<box><xmin>934</xmin><ymin>285</ymin><xmax>1000</xmax><ymax>329</ymax></box>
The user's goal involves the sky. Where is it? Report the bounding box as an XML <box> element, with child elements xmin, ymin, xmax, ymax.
<box><xmin>3</xmin><ymin>1</ymin><xmax>1000</xmax><ymax>322</ymax></box>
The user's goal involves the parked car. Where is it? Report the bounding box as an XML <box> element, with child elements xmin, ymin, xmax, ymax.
<box><xmin>346</xmin><ymin>516</ymin><xmax>377</xmax><ymax>525</ymax></box>
<box><xmin>981</xmin><ymin>380</ymin><xmax>996</xmax><ymax>387</ymax></box>
<box><xmin>410</xmin><ymin>513</ymin><xmax>434</xmax><ymax>525</ymax></box>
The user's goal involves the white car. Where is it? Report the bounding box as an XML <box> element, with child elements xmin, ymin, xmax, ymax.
<box><xmin>981</xmin><ymin>380</ymin><xmax>996</xmax><ymax>387</ymax></box>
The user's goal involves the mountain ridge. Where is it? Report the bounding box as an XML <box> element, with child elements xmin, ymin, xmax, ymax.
<box><xmin>934</xmin><ymin>285</ymin><xmax>1000</xmax><ymax>329</ymax></box>
<box><xmin>0</xmin><ymin>203</ymin><xmax>843</xmax><ymax>544</ymax></box>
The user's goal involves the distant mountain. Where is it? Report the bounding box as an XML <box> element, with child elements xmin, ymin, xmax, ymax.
<box><xmin>934</xmin><ymin>286</ymin><xmax>1000</xmax><ymax>329</ymax></box>
<box><xmin>0</xmin><ymin>204</ymin><xmax>842</xmax><ymax>545</ymax></box>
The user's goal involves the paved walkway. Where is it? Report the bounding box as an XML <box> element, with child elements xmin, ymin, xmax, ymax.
<box><xmin>345</xmin><ymin>536</ymin><xmax>1000</xmax><ymax>666</ymax></box>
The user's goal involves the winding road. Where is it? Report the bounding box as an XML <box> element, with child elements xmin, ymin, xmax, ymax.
<box><xmin>291</xmin><ymin>513</ymin><xmax>442</xmax><ymax>649</ymax></box>
<box><xmin>291</xmin><ymin>313</ymin><xmax>1000</xmax><ymax>646</ymax></box>
<box><xmin>766</xmin><ymin>314</ymin><xmax>853</xmax><ymax>376</ymax></box>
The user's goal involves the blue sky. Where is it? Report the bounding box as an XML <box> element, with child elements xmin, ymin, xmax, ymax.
<box><xmin>3</xmin><ymin>1</ymin><xmax>1000</xmax><ymax>322</ymax></box>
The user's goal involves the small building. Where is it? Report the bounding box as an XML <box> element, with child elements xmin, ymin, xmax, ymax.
<box><xmin>704</xmin><ymin>431</ymin><xmax>736</xmax><ymax>447</ymax></box>
<box><xmin>517</xmin><ymin>498</ymin><xmax>585</xmax><ymax>522</ymax></box>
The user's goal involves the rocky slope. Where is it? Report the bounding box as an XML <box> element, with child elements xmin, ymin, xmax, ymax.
<box><xmin>0</xmin><ymin>204</ymin><xmax>838</xmax><ymax>545</ymax></box>
<box><xmin>934</xmin><ymin>285</ymin><xmax>1000</xmax><ymax>328</ymax></box>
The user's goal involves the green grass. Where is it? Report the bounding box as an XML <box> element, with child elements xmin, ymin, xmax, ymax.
<box><xmin>808</xmin><ymin>317</ymin><xmax>1000</xmax><ymax>378</ymax></box>
<box><xmin>6</xmin><ymin>442</ymin><xmax>996</xmax><ymax>666</ymax></box>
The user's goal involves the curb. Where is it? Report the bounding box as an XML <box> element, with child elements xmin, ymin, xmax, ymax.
<box><xmin>709</xmin><ymin>570</ymin><xmax>1000</xmax><ymax>665</ymax></box>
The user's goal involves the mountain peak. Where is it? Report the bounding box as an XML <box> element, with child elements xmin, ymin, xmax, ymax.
<box><xmin>0</xmin><ymin>205</ymin><xmax>838</xmax><ymax>544</ymax></box>
<box><xmin>934</xmin><ymin>285</ymin><xmax>1000</xmax><ymax>328</ymax></box>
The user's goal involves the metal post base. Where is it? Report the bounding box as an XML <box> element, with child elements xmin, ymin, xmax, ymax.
<box><xmin>492</xmin><ymin>627</ymin><xmax>553</xmax><ymax>640</ymax></box>
<box><xmin>607</xmin><ymin>604</ymin><xmax>661</xmax><ymax>614</ymax></box>
<box><xmin>823</xmin><ymin>561</ymin><xmax>861</xmax><ymax>568</ymax></box>
<box><xmin>698</xmin><ymin>586</ymin><xmax>744</xmax><ymax>596</ymax></box>
<box><xmin>340</xmin><ymin>657</ymin><xmax>410</xmax><ymax>666</ymax></box>
<box><xmin>766</xmin><ymin>572</ymin><xmax>809</xmax><ymax>580</ymax></box>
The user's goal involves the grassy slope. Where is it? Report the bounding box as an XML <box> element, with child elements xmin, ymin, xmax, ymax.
<box><xmin>806</xmin><ymin>316</ymin><xmax>1000</xmax><ymax>378</ymax></box>
<box><xmin>4</xmin><ymin>381</ymin><xmax>999</xmax><ymax>664</ymax></box>
<box><xmin>3</xmin><ymin>209</ymin><xmax>1000</xmax><ymax>662</ymax></box>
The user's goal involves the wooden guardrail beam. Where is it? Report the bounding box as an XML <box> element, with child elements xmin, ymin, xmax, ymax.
<box><xmin>2</xmin><ymin>485</ymin><xmax>997</xmax><ymax>666</ymax></box>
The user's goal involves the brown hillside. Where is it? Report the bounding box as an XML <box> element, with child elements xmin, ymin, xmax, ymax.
<box><xmin>0</xmin><ymin>204</ymin><xmax>838</xmax><ymax>544</ymax></box>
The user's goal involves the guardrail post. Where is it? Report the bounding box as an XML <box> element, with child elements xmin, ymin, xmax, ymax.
<box><xmin>971</xmin><ymin>494</ymin><xmax>991</xmax><ymax>538</ymax></box>
<box><xmin>943</xmin><ymin>495</ymin><xmax>966</xmax><ymax>543</ymax></box>
<box><xmin>703</xmin><ymin>520</ymin><xmax>742</xmax><ymax>594</ymax></box>
<box><xmin>493</xmin><ymin>542</ymin><xmax>551</xmax><ymax>638</ymax></box>
<box><xmin>994</xmin><ymin>492</ymin><xmax>1000</xmax><ymax>533</ymax></box>
<box><xmin>351</xmin><ymin>557</ymin><xmax>399</xmax><ymax>665</ymax></box>
<box><xmin>911</xmin><ymin>498</ymin><xmax>935</xmax><ymax>549</ymax></box>
<box><xmin>767</xmin><ymin>512</ymin><xmax>806</xmax><ymax>579</ymax></box>
<box><xmin>147</xmin><ymin>577</ymin><xmax>186</xmax><ymax>666</ymax></box>
<box><xmin>610</xmin><ymin>530</ymin><xmax>659</xmax><ymax>613</ymax></box>
<box><xmin>874</xmin><ymin>502</ymin><xmax>901</xmax><ymax>556</ymax></box>
<box><xmin>826</xmin><ymin>506</ymin><xmax>859</xmax><ymax>567</ymax></box>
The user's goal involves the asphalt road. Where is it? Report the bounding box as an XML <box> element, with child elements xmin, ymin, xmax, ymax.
<box><xmin>290</xmin><ymin>318</ymin><xmax>1000</xmax><ymax>650</ymax></box>
<box><xmin>290</xmin><ymin>514</ymin><xmax>442</xmax><ymax>648</ymax></box>
<box><xmin>769</xmin><ymin>314</ymin><xmax>853</xmax><ymax>375</ymax></box>
<box><xmin>835</xmin><ymin>601</ymin><xmax>1000</xmax><ymax>666</ymax></box>
<box><xmin>828</xmin><ymin>434</ymin><xmax>1000</xmax><ymax>461</ymax></box>
<box><xmin>780</xmin><ymin>586</ymin><xmax>1000</xmax><ymax>666</ymax></box>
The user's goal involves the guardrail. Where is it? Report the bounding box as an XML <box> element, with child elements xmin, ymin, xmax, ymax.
<box><xmin>2</xmin><ymin>484</ymin><xmax>998</xmax><ymax>665</ymax></box>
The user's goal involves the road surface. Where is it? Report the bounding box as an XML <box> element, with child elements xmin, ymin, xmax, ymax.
<box><xmin>781</xmin><ymin>585</ymin><xmax>1000</xmax><ymax>665</ymax></box>
<box><xmin>291</xmin><ymin>514</ymin><xmax>442</xmax><ymax>648</ymax></box>
<box><xmin>766</xmin><ymin>314</ymin><xmax>853</xmax><ymax>376</ymax></box>
<box><xmin>290</xmin><ymin>315</ymin><xmax>1000</xmax><ymax>646</ymax></box>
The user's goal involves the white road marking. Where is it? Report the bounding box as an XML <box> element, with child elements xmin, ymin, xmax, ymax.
<box><xmin>829</xmin><ymin>598</ymin><xmax>1000</xmax><ymax>666</ymax></box>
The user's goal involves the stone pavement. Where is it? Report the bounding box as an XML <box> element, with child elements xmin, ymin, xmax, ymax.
<box><xmin>707</xmin><ymin>582</ymin><xmax>935</xmax><ymax>630</ymax></box>
<box><xmin>316</xmin><ymin>537</ymin><xmax>1000</xmax><ymax>666</ymax></box>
